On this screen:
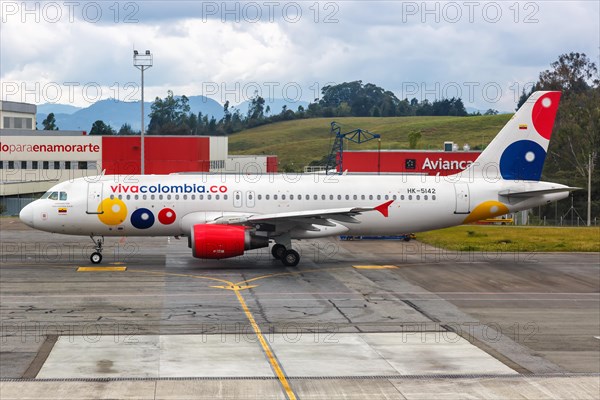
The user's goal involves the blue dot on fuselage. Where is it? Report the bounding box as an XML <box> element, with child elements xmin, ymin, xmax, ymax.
<box><xmin>131</xmin><ymin>208</ymin><xmax>155</xmax><ymax>229</ymax></box>
<box><xmin>499</xmin><ymin>140</ymin><xmax>546</xmax><ymax>181</ymax></box>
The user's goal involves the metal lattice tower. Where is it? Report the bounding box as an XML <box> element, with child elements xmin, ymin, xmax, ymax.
<box><xmin>325</xmin><ymin>122</ymin><xmax>381</xmax><ymax>175</ymax></box>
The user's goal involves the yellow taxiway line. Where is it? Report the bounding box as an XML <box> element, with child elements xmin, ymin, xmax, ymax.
<box><xmin>353</xmin><ymin>265</ymin><xmax>398</xmax><ymax>270</ymax></box>
<box><xmin>233</xmin><ymin>288</ymin><xmax>297</xmax><ymax>400</ymax></box>
<box><xmin>77</xmin><ymin>266</ymin><xmax>127</xmax><ymax>272</ymax></box>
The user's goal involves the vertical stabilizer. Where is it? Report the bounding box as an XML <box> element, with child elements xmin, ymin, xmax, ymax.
<box><xmin>464</xmin><ymin>91</ymin><xmax>561</xmax><ymax>181</ymax></box>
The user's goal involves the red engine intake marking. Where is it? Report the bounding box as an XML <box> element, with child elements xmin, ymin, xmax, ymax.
<box><xmin>191</xmin><ymin>224</ymin><xmax>246</xmax><ymax>259</ymax></box>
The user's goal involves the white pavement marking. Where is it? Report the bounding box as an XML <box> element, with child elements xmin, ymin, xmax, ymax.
<box><xmin>37</xmin><ymin>335</ymin><xmax>273</xmax><ymax>379</ymax></box>
<box><xmin>37</xmin><ymin>332</ymin><xmax>514</xmax><ymax>379</ymax></box>
<box><xmin>270</xmin><ymin>332</ymin><xmax>516</xmax><ymax>376</ymax></box>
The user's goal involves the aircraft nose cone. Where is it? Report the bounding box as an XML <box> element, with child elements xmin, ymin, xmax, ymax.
<box><xmin>19</xmin><ymin>203</ymin><xmax>34</xmax><ymax>228</ymax></box>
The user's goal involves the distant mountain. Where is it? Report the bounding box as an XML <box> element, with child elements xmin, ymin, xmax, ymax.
<box><xmin>36</xmin><ymin>95</ymin><xmax>224</xmax><ymax>132</ymax></box>
<box><xmin>466</xmin><ymin>106</ymin><xmax>511</xmax><ymax>115</ymax></box>
<box><xmin>187</xmin><ymin>96</ymin><xmax>225</xmax><ymax>120</ymax></box>
<box><xmin>37</xmin><ymin>103</ymin><xmax>81</xmax><ymax>115</ymax></box>
<box><xmin>235</xmin><ymin>99</ymin><xmax>310</xmax><ymax>116</ymax></box>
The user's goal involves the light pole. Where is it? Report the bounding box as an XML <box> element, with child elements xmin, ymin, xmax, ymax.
<box><xmin>377</xmin><ymin>138</ymin><xmax>381</xmax><ymax>175</ymax></box>
<box><xmin>133</xmin><ymin>50</ymin><xmax>152</xmax><ymax>175</ymax></box>
<box><xmin>588</xmin><ymin>152</ymin><xmax>595</xmax><ymax>227</ymax></box>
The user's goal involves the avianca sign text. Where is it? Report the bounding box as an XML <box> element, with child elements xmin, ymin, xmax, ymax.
<box><xmin>111</xmin><ymin>184</ymin><xmax>228</xmax><ymax>194</ymax></box>
<box><xmin>422</xmin><ymin>158</ymin><xmax>472</xmax><ymax>170</ymax></box>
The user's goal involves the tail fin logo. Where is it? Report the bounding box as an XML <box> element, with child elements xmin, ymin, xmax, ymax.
<box><xmin>497</xmin><ymin>91</ymin><xmax>561</xmax><ymax>181</ymax></box>
<box><xmin>500</xmin><ymin>140</ymin><xmax>546</xmax><ymax>181</ymax></box>
<box><xmin>532</xmin><ymin>92</ymin><xmax>560</xmax><ymax>140</ymax></box>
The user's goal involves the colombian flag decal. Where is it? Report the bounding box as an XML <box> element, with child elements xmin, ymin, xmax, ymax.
<box><xmin>519</xmin><ymin>124</ymin><xmax>528</xmax><ymax>130</ymax></box>
<box><xmin>58</xmin><ymin>208</ymin><xmax>67</xmax><ymax>214</ymax></box>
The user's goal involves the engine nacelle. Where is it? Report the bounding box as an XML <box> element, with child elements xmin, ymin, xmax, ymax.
<box><xmin>190</xmin><ymin>224</ymin><xmax>268</xmax><ymax>259</ymax></box>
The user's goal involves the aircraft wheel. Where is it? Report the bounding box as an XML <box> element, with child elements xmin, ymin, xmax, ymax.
<box><xmin>90</xmin><ymin>252</ymin><xmax>103</xmax><ymax>264</ymax></box>
<box><xmin>281</xmin><ymin>249</ymin><xmax>300</xmax><ymax>267</ymax></box>
<box><xmin>271</xmin><ymin>244</ymin><xmax>286</xmax><ymax>260</ymax></box>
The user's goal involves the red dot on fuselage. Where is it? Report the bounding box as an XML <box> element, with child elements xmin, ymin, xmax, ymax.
<box><xmin>158</xmin><ymin>208</ymin><xmax>176</xmax><ymax>225</ymax></box>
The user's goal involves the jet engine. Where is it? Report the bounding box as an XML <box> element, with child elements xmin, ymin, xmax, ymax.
<box><xmin>189</xmin><ymin>224</ymin><xmax>268</xmax><ymax>259</ymax></box>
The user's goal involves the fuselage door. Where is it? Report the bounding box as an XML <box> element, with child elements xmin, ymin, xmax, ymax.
<box><xmin>246</xmin><ymin>191</ymin><xmax>255</xmax><ymax>208</ymax></box>
<box><xmin>453</xmin><ymin>183</ymin><xmax>470</xmax><ymax>214</ymax></box>
<box><xmin>87</xmin><ymin>182</ymin><xmax>104</xmax><ymax>214</ymax></box>
<box><xmin>233</xmin><ymin>190</ymin><xmax>243</xmax><ymax>208</ymax></box>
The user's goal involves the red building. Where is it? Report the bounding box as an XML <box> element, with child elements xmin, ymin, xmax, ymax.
<box><xmin>102</xmin><ymin>136</ymin><xmax>212</xmax><ymax>175</ymax></box>
<box><xmin>341</xmin><ymin>150</ymin><xmax>481</xmax><ymax>175</ymax></box>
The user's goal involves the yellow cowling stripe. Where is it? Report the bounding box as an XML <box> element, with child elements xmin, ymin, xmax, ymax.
<box><xmin>463</xmin><ymin>201</ymin><xmax>509</xmax><ymax>224</ymax></box>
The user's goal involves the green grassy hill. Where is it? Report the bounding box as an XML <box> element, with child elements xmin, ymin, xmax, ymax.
<box><xmin>228</xmin><ymin>115</ymin><xmax>512</xmax><ymax>170</ymax></box>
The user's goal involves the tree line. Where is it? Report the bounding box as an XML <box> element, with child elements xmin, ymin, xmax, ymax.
<box><xmin>76</xmin><ymin>82</ymin><xmax>473</xmax><ymax>136</ymax></box>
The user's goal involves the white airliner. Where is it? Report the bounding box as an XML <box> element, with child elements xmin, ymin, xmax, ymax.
<box><xmin>20</xmin><ymin>91</ymin><xmax>576</xmax><ymax>266</ymax></box>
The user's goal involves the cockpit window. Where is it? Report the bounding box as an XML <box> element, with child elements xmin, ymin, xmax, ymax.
<box><xmin>42</xmin><ymin>191</ymin><xmax>67</xmax><ymax>200</ymax></box>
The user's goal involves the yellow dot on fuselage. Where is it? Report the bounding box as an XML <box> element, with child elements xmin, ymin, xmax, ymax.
<box><xmin>97</xmin><ymin>198</ymin><xmax>128</xmax><ymax>225</ymax></box>
<box><xmin>463</xmin><ymin>201</ymin><xmax>509</xmax><ymax>224</ymax></box>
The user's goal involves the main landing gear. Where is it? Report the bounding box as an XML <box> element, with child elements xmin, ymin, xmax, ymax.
<box><xmin>271</xmin><ymin>243</ymin><xmax>300</xmax><ymax>267</ymax></box>
<box><xmin>90</xmin><ymin>235</ymin><xmax>104</xmax><ymax>264</ymax></box>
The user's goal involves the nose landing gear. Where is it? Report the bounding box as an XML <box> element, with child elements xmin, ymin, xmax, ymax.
<box><xmin>90</xmin><ymin>235</ymin><xmax>104</xmax><ymax>264</ymax></box>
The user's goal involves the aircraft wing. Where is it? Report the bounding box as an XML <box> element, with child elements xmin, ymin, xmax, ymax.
<box><xmin>208</xmin><ymin>200</ymin><xmax>393</xmax><ymax>228</ymax></box>
<box><xmin>249</xmin><ymin>200</ymin><xmax>393</xmax><ymax>221</ymax></box>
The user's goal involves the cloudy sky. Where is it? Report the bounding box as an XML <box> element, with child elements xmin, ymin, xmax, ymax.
<box><xmin>1</xmin><ymin>1</ymin><xmax>598</xmax><ymax>111</ymax></box>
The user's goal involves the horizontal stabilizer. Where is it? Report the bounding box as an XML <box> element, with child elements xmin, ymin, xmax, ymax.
<box><xmin>499</xmin><ymin>187</ymin><xmax>580</xmax><ymax>198</ymax></box>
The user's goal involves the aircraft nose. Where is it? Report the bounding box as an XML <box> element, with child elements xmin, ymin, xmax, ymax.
<box><xmin>19</xmin><ymin>203</ymin><xmax>34</xmax><ymax>228</ymax></box>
